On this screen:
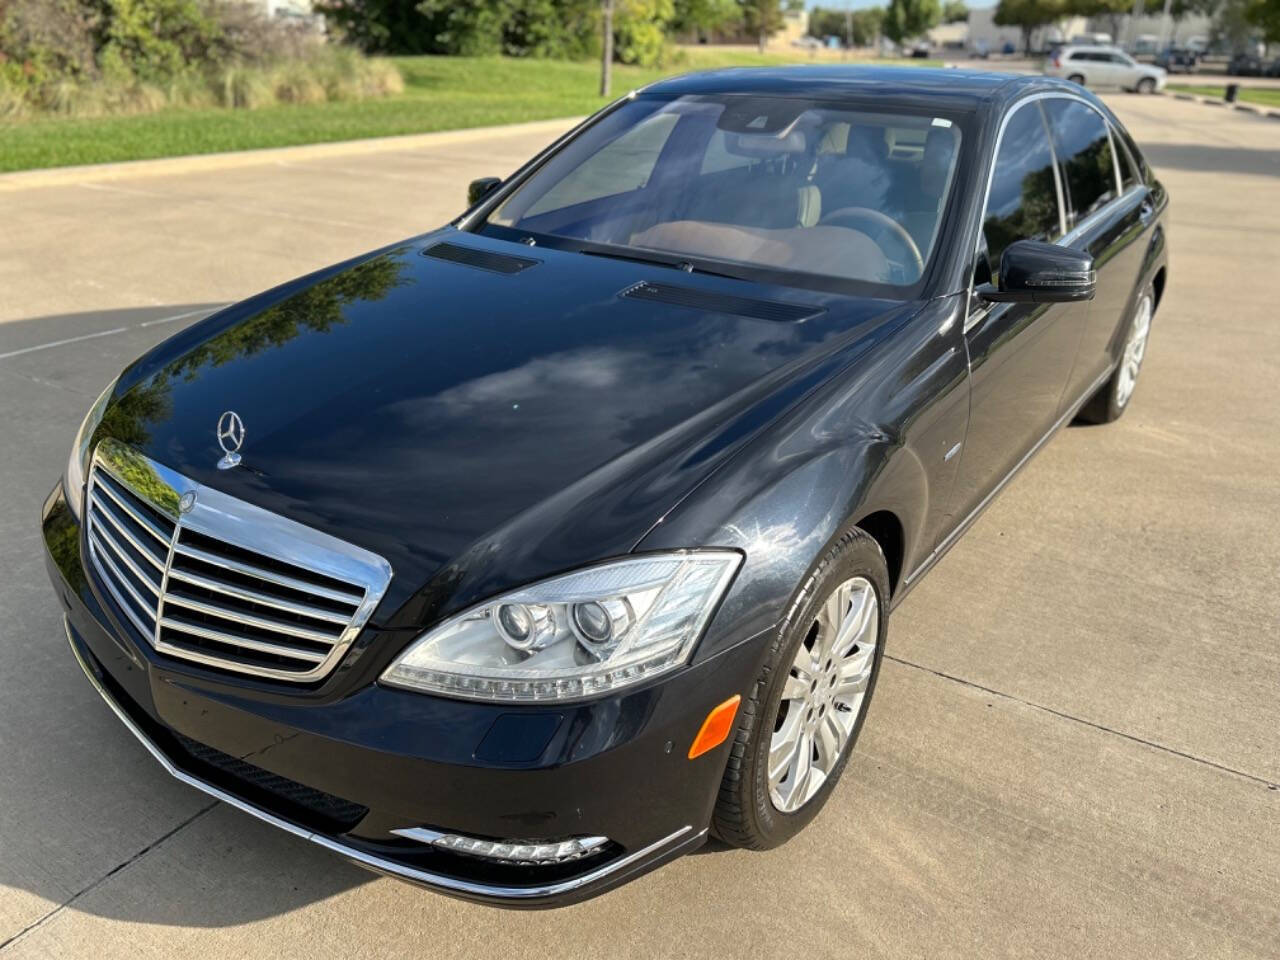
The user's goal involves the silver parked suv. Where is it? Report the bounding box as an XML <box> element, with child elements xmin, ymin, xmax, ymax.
<box><xmin>1045</xmin><ymin>45</ymin><xmax>1167</xmax><ymax>93</ymax></box>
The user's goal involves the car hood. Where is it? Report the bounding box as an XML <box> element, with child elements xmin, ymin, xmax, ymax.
<box><xmin>108</xmin><ymin>231</ymin><xmax>907</xmax><ymax>626</ymax></box>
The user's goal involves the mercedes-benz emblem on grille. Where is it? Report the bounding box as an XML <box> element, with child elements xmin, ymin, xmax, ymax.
<box><xmin>178</xmin><ymin>491</ymin><xmax>197</xmax><ymax>514</ymax></box>
<box><xmin>216</xmin><ymin>411</ymin><xmax>245</xmax><ymax>470</ymax></box>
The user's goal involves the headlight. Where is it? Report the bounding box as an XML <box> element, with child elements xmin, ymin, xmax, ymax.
<box><xmin>381</xmin><ymin>551</ymin><xmax>741</xmax><ymax>702</ymax></box>
<box><xmin>65</xmin><ymin>375</ymin><xmax>118</xmax><ymax>519</ymax></box>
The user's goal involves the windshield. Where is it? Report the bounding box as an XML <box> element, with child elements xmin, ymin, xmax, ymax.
<box><xmin>483</xmin><ymin>94</ymin><xmax>964</xmax><ymax>290</ymax></box>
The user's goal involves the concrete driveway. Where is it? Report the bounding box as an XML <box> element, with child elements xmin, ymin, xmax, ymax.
<box><xmin>1</xmin><ymin>95</ymin><xmax>1277</xmax><ymax>959</ymax></box>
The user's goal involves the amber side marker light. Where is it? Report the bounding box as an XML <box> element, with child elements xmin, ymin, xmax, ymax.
<box><xmin>688</xmin><ymin>694</ymin><xmax>742</xmax><ymax>759</ymax></box>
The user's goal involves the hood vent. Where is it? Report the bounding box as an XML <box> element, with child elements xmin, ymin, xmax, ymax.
<box><xmin>620</xmin><ymin>281</ymin><xmax>823</xmax><ymax>323</ymax></box>
<box><xmin>423</xmin><ymin>242</ymin><xmax>539</xmax><ymax>275</ymax></box>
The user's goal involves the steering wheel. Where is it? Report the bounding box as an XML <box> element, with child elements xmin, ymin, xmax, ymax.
<box><xmin>818</xmin><ymin>206</ymin><xmax>925</xmax><ymax>280</ymax></box>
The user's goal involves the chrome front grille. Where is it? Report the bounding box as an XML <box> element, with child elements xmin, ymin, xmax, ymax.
<box><xmin>85</xmin><ymin>440</ymin><xmax>392</xmax><ymax>683</ymax></box>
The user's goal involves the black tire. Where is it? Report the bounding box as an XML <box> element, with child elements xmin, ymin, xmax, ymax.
<box><xmin>711</xmin><ymin>527</ymin><xmax>889</xmax><ymax>849</ymax></box>
<box><xmin>1068</xmin><ymin>73</ymin><xmax>1086</xmax><ymax>85</ymax></box>
<box><xmin>1077</xmin><ymin>281</ymin><xmax>1155</xmax><ymax>424</ymax></box>
<box><xmin>1137</xmin><ymin>77</ymin><xmax>1156</xmax><ymax>94</ymax></box>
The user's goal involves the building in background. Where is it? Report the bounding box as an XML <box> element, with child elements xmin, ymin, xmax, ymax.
<box><xmin>929</xmin><ymin>7</ymin><xmax>1088</xmax><ymax>54</ymax></box>
<box><xmin>927</xmin><ymin>3</ymin><xmax>1215</xmax><ymax>54</ymax></box>
<box><xmin>238</xmin><ymin>0</ymin><xmax>316</xmax><ymax>19</ymax></box>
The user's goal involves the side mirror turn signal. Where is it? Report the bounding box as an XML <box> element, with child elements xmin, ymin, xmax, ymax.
<box><xmin>978</xmin><ymin>239</ymin><xmax>1096</xmax><ymax>304</ymax></box>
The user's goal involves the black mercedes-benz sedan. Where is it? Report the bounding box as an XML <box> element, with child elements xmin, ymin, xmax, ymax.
<box><xmin>42</xmin><ymin>67</ymin><xmax>1168</xmax><ymax>907</ymax></box>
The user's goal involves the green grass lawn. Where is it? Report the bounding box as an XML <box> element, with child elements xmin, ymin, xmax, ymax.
<box><xmin>1167</xmin><ymin>84</ymin><xmax>1280</xmax><ymax>109</ymax></box>
<box><xmin>0</xmin><ymin>49</ymin><xmax>940</xmax><ymax>173</ymax></box>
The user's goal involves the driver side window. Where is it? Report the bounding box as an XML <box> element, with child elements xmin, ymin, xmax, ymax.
<box><xmin>982</xmin><ymin>103</ymin><xmax>1062</xmax><ymax>277</ymax></box>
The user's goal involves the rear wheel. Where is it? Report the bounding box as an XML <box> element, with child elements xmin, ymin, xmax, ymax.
<box><xmin>711</xmin><ymin>527</ymin><xmax>887</xmax><ymax>848</ymax></box>
<box><xmin>1068</xmin><ymin>73</ymin><xmax>1086</xmax><ymax>85</ymax></box>
<box><xmin>1078</xmin><ymin>283</ymin><xmax>1154</xmax><ymax>424</ymax></box>
<box><xmin>1137</xmin><ymin>76</ymin><xmax>1156</xmax><ymax>94</ymax></box>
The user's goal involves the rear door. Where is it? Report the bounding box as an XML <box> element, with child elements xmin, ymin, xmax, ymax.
<box><xmin>1105</xmin><ymin>52</ymin><xmax>1140</xmax><ymax>88</ymax></box>
<box><xmin>1090</xmin><ymin>51</ymin><xmax>1121</xmax><ymax>86</ymax></box>
<box><xmin>946</xmin><ymin>100</ymin><xmax>1081</xmax><ymax>533</ymax></box>
<box><xmin>1043</xmin><ymin>96</ymin><xmax>1151</xmax><ymax>404</ymax></box>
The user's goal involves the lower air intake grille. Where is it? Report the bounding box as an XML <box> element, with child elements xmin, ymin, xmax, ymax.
<box><xmin>173</xmin><ymin>732</ymin><xmax>369</xmax><ymax>833</ymax></box>
<box><xmin>85</xmin><ymin>440</ymin><xmax>392</xmax><ymax>684</ymax></box>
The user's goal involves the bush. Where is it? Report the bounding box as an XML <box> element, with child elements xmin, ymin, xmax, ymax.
<box><xmin>615</xmin><ymin>0</ymin><xmax>675</xmax><ymax>66</ymax></box>
<box><xmin>0</xmin><ymin>0</ymin><xmax>99</xmax><ymax>95</ymax></box>
<box><xmin>0</xmin><ymin>0</ymin><xmax>404</xmax><ymax>118</ymax></box>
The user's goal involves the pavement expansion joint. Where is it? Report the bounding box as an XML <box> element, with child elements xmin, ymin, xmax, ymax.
<box><xmin>884</xmin><ymin>654</ymin><xmax>1280</xmax><ymax>791</ymax></box>
<box><xmin>0</xmin><ymin>801</ymin><xmax>219</xmax><ymax>953</ymax></box>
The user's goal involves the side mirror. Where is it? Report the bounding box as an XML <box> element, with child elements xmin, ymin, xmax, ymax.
<box><xmin>467</xmin><ymin>176</ymin><xmax>502</xmax><ymax>207</ymax></box>
<box><xmin>977</xmin><ymin>239</ymin><xmax>1096</xmax><ymax>304</ymax></box>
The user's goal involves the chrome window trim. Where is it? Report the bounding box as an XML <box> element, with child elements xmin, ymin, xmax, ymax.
<box><xmin>1060</xmin><ymin>183</ymin><xmax>1145</xmax><ymax>246</ymax></box>
<box><xmin>65</xmin><ymin>615</ymin><xmax>699</xmax><ymax>902</ymax></box>
<box><xmin>1107</xmin><ymin>124</ymin><xmax>1124</xmax><ymax>202</ymax></box>
<box><xmin>964</xmin><ymin>90</ymin><xmax>1123</xmax><ymax>335</ymax></box>
<box><xmin>86</xmin><ymin>439</ymin><xmax>392</xmax><ymax>683</ymax></box>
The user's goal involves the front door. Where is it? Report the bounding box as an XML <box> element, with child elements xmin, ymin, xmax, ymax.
<box><xmin>946</xmin><ymin>100</ymin><xmax>1082</xmax><ymax>534</ymax></box>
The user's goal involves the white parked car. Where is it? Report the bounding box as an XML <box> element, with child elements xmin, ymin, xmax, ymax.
<box><xmin>1045</xmin><ymin>45</ymin><xmax>1167</xmax><ymax>93</ymax></box>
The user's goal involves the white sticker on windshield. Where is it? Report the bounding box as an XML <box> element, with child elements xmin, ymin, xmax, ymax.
<box><xmin>931</xmin><ymin>117</ymin><xmax>953</xmax><ymax>128</ymax></box>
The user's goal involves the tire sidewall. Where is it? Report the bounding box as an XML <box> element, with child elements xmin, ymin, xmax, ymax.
<box><xmin>742</xmin><ymin>531</ymin><xmax>889</xmax><ymax>845</ymax></box>
<box><xmin>1108</xmin><ymin>283</ymin><xmax>1155</xmax><ymax>419</ymax></box>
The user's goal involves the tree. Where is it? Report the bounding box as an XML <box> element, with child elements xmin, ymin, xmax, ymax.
<box><xmin>942</xmin><ymin>0</ymin><xmax>969</xmax><ymax>22</ymax></box>
<box><xmin>883</xmin><ymin>0</ymin><xmax>941</xmax><ymax>45</ymax></box>
<box><xmin>671</xmin><ymin>0</ymin><xmax>740</xmax><ymax>38</ymax></box>
<box><xmin>319</xmin><ymin>0</ymin><xmax>439</xmax><ymax>54</ymax></box>
<box><xmin>1211</xmin><ymin>0</ymin><xmax>1259</xmax><ymax>50</ymax></box>
<box><xmin>600</xmin><ymin>0</ymin><xmax>612</xmax><ymax>94</ymax></box>
<box><xmin>613</xmin><ymin>0</ymin><xmax>675</xmax><ymax>65</ymax></box>
<box><xmin>810</xmin><ymin>5</ymin><xmax>887</xmax><ymax>45</ymax></box>
<box><xmin>992</xmin><ymin>0</ymin><xmax>1064</xmax><ymax>54</ymax></box>
<box><xmin>739</xmin><ymin>0</ymin><xmax>783</xmax><ymax>51</ymax></box>
<box><xmin>1246</xmin><ymin>0</ymin><xmax>1280</xmax><ymax>43</ymax></box>
<box><xmin>1064</xmin><ymin>0</ymin><xmax>1130</xmax><ymax>44</ymax></box>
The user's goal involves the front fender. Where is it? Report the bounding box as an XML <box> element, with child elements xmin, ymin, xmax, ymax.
<box><xmin>640</xmin><ymin>295</ymin><xmax>970</xmax><ymax>664</ymax></box>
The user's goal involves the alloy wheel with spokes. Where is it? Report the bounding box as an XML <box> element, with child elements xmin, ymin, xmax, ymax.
<box><xmin>768</xmin><ymin>576</ymin><xmax>878</xmax><ymax>813</ymax></box>
<box><xmin>1116</xmin><ymin>293</ymin><xmax>1152</xmax><ymax>409</ymax></box>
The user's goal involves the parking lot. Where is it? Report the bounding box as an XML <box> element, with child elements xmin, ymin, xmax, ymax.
<box><xmin>1</xmin><ymin>93</ymin><xmax>1277</xmax><ymax>958</ymax></box>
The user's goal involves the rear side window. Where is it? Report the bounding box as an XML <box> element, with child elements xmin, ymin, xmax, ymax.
<box><xmin>983</xmin><ymin>103</ymin><xmax>1061</xmax><ymax>270</ymax></box>
<box><xmin>1044</xmin><ymin>99</ymin><xmax>1117</xmax><ymax>223</ymax></box>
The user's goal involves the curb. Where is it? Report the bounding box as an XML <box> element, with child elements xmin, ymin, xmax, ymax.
<box><xmin>0</xmin><ymin>116</ymin><xmax>584</xmax><ymax>192</ymax></box>
<box><xmin>1160</xmin><ymin>88</ymin><xmax>1280</xmax><ymax>119</ymax></box>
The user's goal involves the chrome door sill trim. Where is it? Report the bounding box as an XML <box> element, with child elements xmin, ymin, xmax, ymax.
<box><xmin>64</xmin><ymin>617</ymin><xmax>698</xmax><ymax>902</ymax></box>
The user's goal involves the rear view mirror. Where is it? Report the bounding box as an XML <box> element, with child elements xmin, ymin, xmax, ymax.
<box><xmin>467</xmin><ymin>177</ymin><xmax>502</xmax><ymax>207</ymax></box>
<box><xmin>978</xmin><ymin>240</ymin><xmax>1096</xmax><ymax>304</ymax></box>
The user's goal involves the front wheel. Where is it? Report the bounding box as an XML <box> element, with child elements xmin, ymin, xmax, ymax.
<box><xmin>711</xmin><ymin>527</ymin><xmax>888</xmax><ymax>849</ymax></box>
<box><xmin>1137</xmin><ymin>77</ymin><xmax>1157</xmax><ymax>94</ymax></box>
<box><xmin>1078</xmin><ymin>283</ymin><xmax>1154</xmax><ymax>424</ymax></box>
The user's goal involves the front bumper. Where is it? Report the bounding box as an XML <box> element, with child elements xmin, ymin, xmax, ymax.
<box><xmin>44</xmin><ymin>485</ymin><xmax>765</xmax><ymax>907</ymax></box>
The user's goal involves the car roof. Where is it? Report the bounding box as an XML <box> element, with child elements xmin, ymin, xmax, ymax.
<box><xmin>642</xmin><ymin>66</ymin><xmax>1024</xmax><ymax>108</ymax></box>
<box><xmin>1061</xmin><ymin>45</ymin><xmax>1125</xmax><ymax>53</ymax></box>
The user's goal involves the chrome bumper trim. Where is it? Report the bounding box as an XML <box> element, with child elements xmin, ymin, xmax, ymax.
<box><xmin>64</xmin><ymin>616</ymin><xmax>698</xmax><ymax>902</ymax></box>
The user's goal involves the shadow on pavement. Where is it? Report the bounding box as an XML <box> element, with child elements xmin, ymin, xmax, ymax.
<box><xmin>1143</xmin><ymin>141</ymin><xmax>1280</xmax><ymax>178</ymax></box>
<box><xmin>2</xmin><ymin>305</ymin><xmax>376</xmax><ymax>932</ymax></box>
